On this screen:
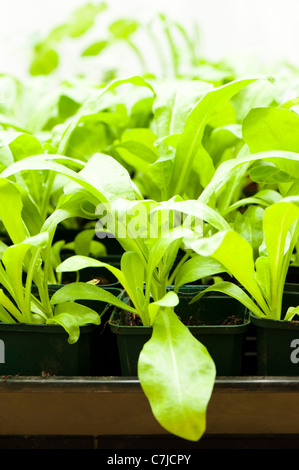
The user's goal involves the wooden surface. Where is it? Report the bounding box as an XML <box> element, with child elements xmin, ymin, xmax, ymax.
<box><xmin>1</xmin><ymin>376</ymin><xmax>299</xmax><ymax>437</ymax></box>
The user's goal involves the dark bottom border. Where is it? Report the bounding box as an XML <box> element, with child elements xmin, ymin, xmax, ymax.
<box><xmin>1</xmin><ymin>434</ymin><xmax>299</xmax><ymax>449</ymax></box>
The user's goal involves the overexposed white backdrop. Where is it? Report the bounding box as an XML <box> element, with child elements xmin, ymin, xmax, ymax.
<box><xmin>1</xmin><ymin>0</ymin><xmax>299</xmax><ymax>79</ymax></box>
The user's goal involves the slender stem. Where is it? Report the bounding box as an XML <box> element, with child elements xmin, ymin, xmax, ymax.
<box><xmin>126</xmin><ymin>39</ymin><xmax>148</xmax><ymax>76</ymax></box>
<box><xmin>24</xmin><ymin>247</ymin><xmax>41</xmax><ymax>322</ymax></box>
<box><xmin>40</xmin><ymin>172</ymin><xmax>56</xmax><ymax>222</ymax></box>
<box><xmin>168</xmin><ymin>250</ymin><xmax>191</xmax><ymax>286</ymax></box>
<box><xmin>40</xmin><ymin>229</ymin><xmax>56</xmax><ymax>317</ymax></box>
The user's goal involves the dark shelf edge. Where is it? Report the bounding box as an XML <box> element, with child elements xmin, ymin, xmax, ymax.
<box><xmin>2</xmin><ymin>375</ymin><xmax>299</xmax><ymax>393</ymax></box>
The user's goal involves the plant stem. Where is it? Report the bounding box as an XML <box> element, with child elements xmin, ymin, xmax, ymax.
<box><xmin>168</xmin><ymin>250</ymin><xmax>191</xmax><ymax>285</ymax></box>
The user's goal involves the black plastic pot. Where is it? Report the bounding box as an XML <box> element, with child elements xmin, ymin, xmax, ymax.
<box><xmin>250</xmin><ymin>290</ymin><xmax>299</xmax><ymax>376</ymax></box>
<box><xmin>286</xmin><ymin>265</ymin><xmax>299</xmax><ymax>285</ymax></box>
<box><xmin>109</xmin><ymin>285</ymin><xmax>250</xmax><ymax>377</ymax></box>
<box><xmin>0</xmin><ymin>286</ymin><xmax>122</xmax><ymax>377</ymax></box>
<box><xmin>54</xmin><ymin>224</ymin><xmax>124</xmax><ymax>256</ymax></box>
<box><xmin>58</xmin><ymin>252</ymin><xmax>121</xmax><ymax>287</ymax></box>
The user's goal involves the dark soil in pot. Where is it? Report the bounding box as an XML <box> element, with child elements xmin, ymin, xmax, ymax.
<box><xmin>109</xmin><ymin>285</ymin><xmax>250</xmax><ymax>377</ymax></box>
<box><xmin>0</xmin><ymin>286</ymin><xmax>122</xmax><ymax>377</ymax></box>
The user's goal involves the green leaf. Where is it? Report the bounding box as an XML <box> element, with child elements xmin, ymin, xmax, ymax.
<box><xmin>189</xmin><ymin>281</ymin><xmax>266</xmax><ymax>318</ymax></box>
<box><xmin>1</xmin><ymin>152</ymin><xmax>136</xmax><ymax>204</ymax></box>
<box><xmin>109</xmin><ymin>19</ymin><xmax>139</xmax><ymax>39</ymax></box>
<box><xmin>2</xmin><ymin>232</ymin><xmax>49</xmax><ymax>320</ymax></box>
<box><xmin>189</xmin><ymin>145</ymin><xmax>215</xmax><ymax>196</ymax></box>
<box><xmin>111</xmin><ymin>128</ymin><xmax>158</xmax><ymax>173</ymax></box>
<box><xmin>263</xmin><ymin>201</ymin><xmax>299</xmax><ymax>318</ymax></box>
<box><xmin>47</xmin><ymin>312</ymin><xmax>80</xmax><ymax>344</ymax></box>
<box><xmin>50</xmin><ymin>301</ymin><xmax>101</xmax><ymax>343</ymax></box>
<box><xmin>56</xmin><ymin>254</ymin><xmax>127</xmax><ymax>287</ymax></box>
<box><xmin>58</xmin><ymin>76</ymin><xmax>155</xmax><ymax>155</ymax></box>
<box><xmin>285</xmin><ymin>306</ymin><xmax>299</xmax><ymax>322</ymax></box>
<box><xmin>249</xmin><ymin>163</ymin><xmax>296</xmax><ymax>184</ymax></box>
<box><xmin>147</xmin><ymin>291</ymin><xmax>179</xmax><ymax>325</ymax></box>
<box><xmin>255</xmin><ymin>257</ymin><xmax>271</xmax><ymax>306</ymax></box>
<box><xmin>233</xmin><ymin>206</ymin><xmax>264</xmax><ymax>260</ymax></box>
<box><xmin>152</xmin><ymin>80</ymin><xmax>212</xmax><ymax>139</ymax></box>
<box><xmin>0</xmin><ymin>289</ymin><xmax>22</xmax><ymax>323</ymax></box>
<box><xmin>169</xmin><ymin>77</ymin><xmax>258</xmax><ymax>197</ymax></box>
<box><xmin>30</xmin><ymin>49</ymin><xmax>59</xmax><ymax>76</ymax></box>
<box><xmin>243</xmin><ymin>107</ymin><xmax>299</xmax><ymax>153</ymax></box>
<box><xmin>224</xmin><ymin>189</ymin><xmax>282</xmax><ymax>215</ymax></box>
<box><xmin>174</xmin><ymin>255</ymin><xmax>225</xmax><ymax>291</ymax></box>
<box><xmin>152</xmin><ymin>199</ymin><xmax>231</xmax><ymax>232</ymax></box>
<box><xmin>72</xmin><ymin>229</ymin><xmax>106</xmax><ymax>257</ymax></box>
<box><xmin>121</xmin><ymin>251</ymin><xmax>145</xmax><ymax>308</ymax></box>
<box><xmin>50</xmin><ymin>282</ymin><xmax>138</xmax><ymax>315</ymax></box>
<box><xmin>68</xmin><ymin>2</ymin><xmax>107</xmax><ymax>37</ymax></box>
<box><xmin>199</xmin><ymin>151</ymin><xmax>299</xmax><ymax>206</ymax></box>
<box><xmin>230</xmin><ymin>78</ymin><xmax>276</xmax><ymax>122</ymax></box>
<box><xmin>191</xmin><ymin>230</ymin><xmax>271</xmax><ymax>316</ymax></box>
<box><xmin>138</xmin><ymin>306</ymin><xmax>216</xmax><ymax>441</ymax></box>
<box><xmin>82</xmin><ymin>40</ymin><xmax>109</xmax><ymax>56</ymax></box>
<box><xmin>0</xmin><ymin>179</ymin><xmax>27</xmax><ymax>244</ymax></box>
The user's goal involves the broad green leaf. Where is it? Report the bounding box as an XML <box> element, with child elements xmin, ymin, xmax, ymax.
<box><xmin>71</xmin><ymin>229</ymin><xmax>106</xmax><ymax>257</ymax></box>
<box><xmin>147</xmin><ymin>291</ymin><xmax>179</xmax><ymax>325</ymax></box>
<box><xmin>121</xmin><ymin>251</ymin><xmax>145</xmax><ymax>308</ymax></box>
<box><xmin>145</xmin><ymin>227</ymin><xmax>193</xmax><ymax>293</ymax></box>
<box><xmin>138</xmin><ymin>306</ymin><xmax>216</xmax><ymax>441</ymax></box>
<box><xmin>0</xmin><ymin>179</ymin><xmax>27</xmax><ymax>244</ymax></box>
<box><xmin>230</xmin><ymin>78</ymin><xmax>276</xmax><ymax>121</ymax></box>
<box><xmin>56</xmin><ymin>255</ymin><xmax>127</xmax><ymax>286</ymax></box>
<box><xmin>224</xmin><ymin>189</ymin><xmax>282</xmax><ymax>215</ymax></box>
<box><xmin>189</xmin><ymin>281</ymin><xmax>266</xmax><ymax>318</ymax></box>
<box><xmin>285</xmin><ymin>306</ymin><xmax>299</xmax><ymax>322</ymax></box>
<box><xmin>111</xmin><ymin>128</ymin><xmax>158</xmax><ymax>173</ymax></box>
<box><xmin>0</xmin><ymin>289</ymin><xmax>23</xmax><ymax>323</ymax></box>
<box><xmin>42</xmin><ymin>191</ymin><xmax>97</xmax><ymax>235</ymax></box>
<box><xmin>174</xmin><ymin>255</ymin><xmax>225</xmax><ymax>291</ymax></box>
<box><xmin>51</xmin><ymin>302</ymin><xmax>102</xmax><ymax>343</ymax></box>
<box><xmin>30</xmin><ymin>49</ymin><xmax>59</xmax><ymax>76</ymax></box>
<box><xmin>64</xmin><ymin>112</ymin><xmax>121</xmax><ymax>161</ymax></box>
<box><xmin>243</xmin><ymin>107</ymin><xmax>299</xmax><ymax>153</ymax></box>
<box><xmin>2</xmin><ymin>232</ymin><xmax>49</xmax><ymax>320</ymax></box>
<box><xmin>191</xmin><ymin>230</ymin><xmax>271</xmax><ymax>315</ymax></box>
<box><xmin>0</xmin><ymin>131</ymin><xmax>44</xmax><ymax>166</ymax></box>
<box><xmin>255</xmin><ymin>257</ymin><xmax>271</xmax><ymax>306</ymax></box>
<box><xmin>58</xmin><ymin>76</ymin><xmax>155</xmax><ymax>155</ymax></box>
<box><xmin>0</xmin><ymin>303</ymin><xmax>16</xmax><ymax>323</ymax></box>
<box><xmin>249</xmin><ymin>163</ymin><xmax>297</xmax><ymax>184</ymax></box>
<box><xmin>152</xmin><ymin>79</ymin><xmax>213</xmax><ymax>139</ymax></box>
<box><xmin>50</xmin><ymin>282</ymin><xmax>138</xmax><ymax>315</ymax></box>
<box><xmin>82</xmin><ymin>40</ymin><xmax>109</xmax><ymax>56</ymax></box>
<box><xmin>152</xmin><ymin>199</ymin><xmax>231</xmax><ymax>232</ymax></box>
<box><xmin>199</xmin><ymin>151</ymin><xmax>299</xmax><ymax>205</ymax></box>
<box><xmin>233</xmin><ymin>206</ymin><xmax>264</xmax><ymax>260</ymax></box>
<box><xmin>169</xmin><ymin>77</ymin><xmax>258</xmax><ymax>197</ymax></box>
<box><xmin>1</xmin><ymin>152</ymin><xmax>136</xmax><ymax>204</ymax></box>
<box><xmin>47</xmin><ymin>312</ymin><xmax>80</xmax><ymax>344</ymax></box>
<box><xmin>54</xmin><ymin>301</ymin><xmax>101</xmax><ymax>326</ymax></box>
<box><xmin>68</xmin><ymin>2</ymin><xmax>107</xmax><ymax>38</ymax></box>
<box><xmin>109</xmin><ymin>19</ymin><xmax>139</xmax><ymax>39</ymax></box>
<box><xmin>137</xmin><ymin>151</ymin><xmax>174</xmax><ymax>201</ymax></box>
<box><xmin>263</xmin><ymin>201</ymin><xmax>299</xmax><ymax>318</ymax></box>
<box><xmin>190</xmin><ymin>145</ymin><xmax>215</xmax><ymax>193</ymax></box>
<box><xmin>205</xmin><ymin>124</ymin><xmax>242</xmax><ymax>167</ymax></box>
<box><xmin>64</xmin><ymin>153</ymin><xmax>137</xmax><ymax>202</ymax></box>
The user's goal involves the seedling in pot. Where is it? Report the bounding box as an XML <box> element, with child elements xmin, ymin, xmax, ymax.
<box><xmin>0</xmin><ymin>178</ymin><xmax>103</xmax><ymax>344</ymax></box>
<box><xmin>189</xmin><ymin>199</ymin><xmax>299</xmax><ymax>322</ymax></box>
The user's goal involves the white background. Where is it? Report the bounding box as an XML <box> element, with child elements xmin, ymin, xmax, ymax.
<box><xmin>0</xmin><ymin>0</ymin><xmax>299</xmax><ymax>79</ymax></box>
